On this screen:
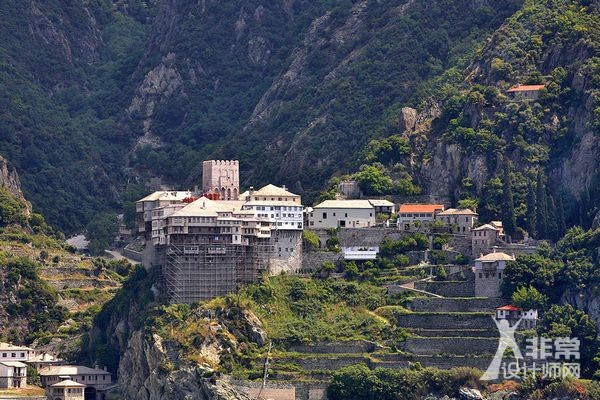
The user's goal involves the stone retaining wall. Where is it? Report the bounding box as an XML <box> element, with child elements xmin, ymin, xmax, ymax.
<box><xmin>285</xmin><ymin>340</ymin><xmax>379</xmax><ymax>354</ymax></box>
<box><xmin>411</xmin><ymin>329</ymin><xmax>498</xmax><ymax>338</ymax></box>
<box><xmin>408</xmin><ymin>297</ymin><xmax>506</xmax><ymax>313</ymax></box>
<box><xmin>229</xmin><ymin>379</ymin><xmax>329</xmax><ymax>400</ymax></box>
<box><xmin>396</xmin><ymin>313</ymin><xmax>494</xmax><ymax>330</ymax></box>
<box><xmin>301</xmin><ymin>252</ymin><xmax>340</xmax><ymax>272</ymax></box>
<box><xmin>401</xmin><ymin>337</ymin><xmax>497</xmax><ymax>356</ymax></box>
<box><xmin>414</xmin><ymin>280</ymin><xmax>475</xmax><ymax>297</ymax></box>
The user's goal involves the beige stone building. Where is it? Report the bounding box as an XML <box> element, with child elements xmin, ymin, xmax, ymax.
<box><xmin>473</xmin><ymin>251</ymin><xmax>515</xmax><ymax>297</ymax></box>
<box><xmin>202</xmin><ymin>160</ymin><xmax>239</xmax><ymax>200</ymax></box>
<box><xmin>47</xmin><ymin>379</ymin><xmax>85</xmax><ymax>400</ymax></box>
<box><xmin>39</xmin><ymin>365</ymin><xmax>111</xmax><ymax>400</ymax></box>
<box><xmin>472</xmin><ymin>224</ymin><xmax>503</xmax><ymax>257</ymax></box>
<box><xmin>139</xmin><ymin>184</ymin><xmax>303</xmax><ymax>303</ymax></box>
<box><xmin>435</xmin><ymin>208</ymin><xmax>478</xmax><ymax>234</ymax></box>
<box><xmin>0</xmin><ymin>361</ymin><xmax>27</xmax><ymax>389</ymax></box>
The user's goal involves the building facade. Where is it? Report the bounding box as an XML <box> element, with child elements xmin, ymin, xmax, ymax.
<box><xmin>139</xmin><ymin>184</ymin><xmax>303</xmax><ymax>303</ymax></box>
<box><xmin>308</xmin><ymin>200</ymin><xmax>375</xmax><ymax>229</ymax></box>
<box><xmin>506</xmin><ymin>84</ymin><xmax>545</xmax><ymax>101</ymax></box>
<box><xmin>473</xmin><ymin>251</ymin><xmax>515</xmax><ymax>297</ymax></box>
<box><xmin>47</xmin><ymin>379</ymin><xmax>85</xmax><ymax>400</ymax></box>
<box><xmin>0</xmin><ymin>361</ymin><xmax>27</xmax><ymax>388</ymax></box>
<box><xmin>202</xmin><ymin>160</ymin><xmax>239</xmax><ymax>200</ymax></box>
<box><xmin>471</xmin><ymin>224</ymin><xmax>502</xmax><ymax>257</ymax></box>
<box><xmin>435</xmin><ymin>208</ymin><xmax>478</xmax><ymax>234</ymax></box>
<box><xmin>39</xmin><ymin>365</ymin><xmax>111</xmax><ymax>400</ymax></box>
<box><xmin>397</xmin><ymin>204</ymin><xmax>445</xmax><ymax>230</ymax></box>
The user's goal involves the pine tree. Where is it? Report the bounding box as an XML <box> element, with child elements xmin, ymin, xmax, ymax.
<box><xmin>501</xmin><ymin>160</ymin><xmax>517</xmax><ymax>241</ymax></box>
<box><xmin>536</xmin><ymin>169</ymin><xmax>548</xmax><ymax>239</ymax></box>
<box><xmin>526</xmin><ymin>179</ymin><xmax>537</xmax><ymax>238</ymax></box>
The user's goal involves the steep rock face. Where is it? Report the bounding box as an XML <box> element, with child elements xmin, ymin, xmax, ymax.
<box><xmin>0</xmin><ymin>155</ymin><xmax>27</xmax><ymax>202</ymax></box>
<box><xmin>562</xmin><ymin>289</ymin><xmax>600</xmax><ymax>332</ymax></box>
<box><xmin>119</xmin><ymin>331</ymin><xmax>250</xmax><ymax>400</ymax></box>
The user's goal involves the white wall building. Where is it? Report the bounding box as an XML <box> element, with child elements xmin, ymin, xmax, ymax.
<box><xmin>308</xmin><ymin>200</ymin><xmax>375</xmax><ymax>228</ymax></box>
<box><xmin>47</xmin><ymin>379</ymin><xmax>85</xmax><ymax>400</ymax></box>
<box><xmin>0</xmin><ymin>343</ymin><xmax>33</xmax><ymax>363</ymax></box>
<box><xmin>0</xmin><ymin>361</ymin><xmax>27</xmax><ymax>389</ymax></box>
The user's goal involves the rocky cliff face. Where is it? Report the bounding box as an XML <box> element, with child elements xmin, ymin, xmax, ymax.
<box><xmin>0</xmin><ymin>155</ymin><xmax>27</xmax><ymax>204</ymax></box>
<box><xmin>89</xmin><ymin>271</ymin><xmax>259</xmax><ymax>400</ymax></box>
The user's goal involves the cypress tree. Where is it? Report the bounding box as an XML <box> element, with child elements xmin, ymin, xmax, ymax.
<box><xmin>536</xmin><ymin>169</ymin><xmax>548</xmax><ymax>239</ymax></box>
<box><xmin>501</xmin><ymin>160</ymin><xmax>517</xmax><ymax>241</ymax></box>
<box><xmin>557</xmin><ymin>195</ymin><xmax>567</xmax><ymax>238</ymax></box>
<box><xmin>526</xmin><ymin>179</ymin><xmax>537</xmax><ymax>238</ymax></box>
<box><xmin>547</xmin><ymin>195</ymin><xmax>558</xmax><ymax>241</ymax></box>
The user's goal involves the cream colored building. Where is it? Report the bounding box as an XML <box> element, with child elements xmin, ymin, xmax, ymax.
<box><xmin>39</xmin><ymin>365</ymin><xmax>112</xmax><ymax>400</ymax></box>
<box><xmin>0</xmin><ymin>361</ymin><xmax>27</xmax><ymax>388</ymax></box>
<box><xmin>473</xmin><ymin>251</ymin><xmax>515</xmax><ymax>297</ymax></box>
<box><xmin>47</xmin><ymin>379</ymin><xmax>85</xmax><ymax>400</ymax></box>
<box><xmin>435</xmin><ymin>208</ymin><xmax>478</xmax><ymax>234</ymax></box>
<box><xmin>0</xmin><ymin>343</ymin><xmax>33</xmax><ymax>363</ymax></box>
<box><xmin>308</xmin><ymin>200</ymin><xmax>375</xmax><ymax>228</ymax></box>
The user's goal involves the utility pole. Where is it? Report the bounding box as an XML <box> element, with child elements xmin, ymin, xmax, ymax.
<box><xmin>256</xmin><ymin>341</ymin><xmax>273</xmax><ymax>400</ymax></box>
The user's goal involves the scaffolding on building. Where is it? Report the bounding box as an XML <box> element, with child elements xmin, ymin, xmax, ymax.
<box><xmin>164</xmin><ymin>242</ymin><xmax>274</xmax><ymax>304</ymax></box>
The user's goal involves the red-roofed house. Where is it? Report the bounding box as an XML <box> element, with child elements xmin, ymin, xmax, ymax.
<box><xmin>397</xmin><ymin>204</ymin><xmax>445</xmax><ymax>231</ymax></box>
<box><xmin>496</xmin><ymin>305</ymin><xmax>538</xmax><ymax>328</ymax></box>
<box><xmin>506</xmin><ymin>84</ymin><xmax>545</xmax><ymax>101</ymax></box>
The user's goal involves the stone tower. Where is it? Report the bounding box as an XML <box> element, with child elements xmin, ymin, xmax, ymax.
<box><xmin>202</xmin><ymin>160</ymin><xmax>240</xmax><ymax>200</ymax></box>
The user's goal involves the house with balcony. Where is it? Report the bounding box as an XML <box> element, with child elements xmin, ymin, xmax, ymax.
<box><xmin>0</xmin><ymin>361</ymin><xmax>27</xmax><ymax>388</ymax></box>
<box><xmin>39</xmin><ymin>365</ymin><xmax>112</xmax><ymax>400</ymax></box>
<box><xmin>47</xmin><ymin>379</ymin><xmax>85</xmax><ymax>400</ymax></box>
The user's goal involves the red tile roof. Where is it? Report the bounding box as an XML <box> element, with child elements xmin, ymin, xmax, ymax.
<box><xmin>496</xmin><ymin>304</ymin><xmax>522</xmax><ymax>311</ymax></box>
<box><xmin>506</xmin><ymin>84</ymin><xmax>545</xmax><ymax>92</ymax></box>
<box><xmin>398</xmin><ymin>204</ymin><xmax>445</xmax><ymax>213</ymax></box>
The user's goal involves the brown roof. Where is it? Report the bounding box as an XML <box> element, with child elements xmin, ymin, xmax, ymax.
<box><xmin>497</xmin><ymin>304</ymin><xmax>522</xmax><ymax>311</ymax></box>
<box><xmin>437</xmin><ymin>208</ymin><xmax>478</xmax><ymax>216</ymax></box>
<box><xmin>399</xmin><ymin>204</ymin><xmax>444</xmax><ymax>213</ymax></box>
<box><xmin>506</xmin><ymin>84</ymin><xmax>545</xmax><ymax>92</ymax></box>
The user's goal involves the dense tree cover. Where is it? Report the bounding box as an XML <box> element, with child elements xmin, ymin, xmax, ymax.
<box><xmin>0</xmin><ymin>188</ymin><xmax>27</xmax><ymax>226</ymax></box>
<box><xmin>502</xmin><ymin>226</ymin><xmax>600</xmax><ymax>377</ymax></box>
<box><xmin>1</xmin><ymin>256</ymin><xmax>68</xmax><ymax>343</ymax></box>
<box><xmin>328</xmin><ymin>364</ymin><xmax>482</xmax><ymax>400</ymax></box>
<box><xmin>502</xmin><ymin>227</ymin><xmax>600</xmax><ymax>302</ymax></box>
<box><xmin>86</xmin><ymin>213</ymin><xmax>118</xmax><ymax>256</ymax></box>
<box><xmin>354</xmin><ymin>0</ymin><xmax>599</xmax><ymax>238</ymax></box>
<box><xmin>0</xmin><ymin>1</ymin><xmax>150</xmax><ymax>232</ymax></box>
<box><xmin>538</xmin><ymin>304</ymin><xmax>600</xmax><ymax>378</ymax></box>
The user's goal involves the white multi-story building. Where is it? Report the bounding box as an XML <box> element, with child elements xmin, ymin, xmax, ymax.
<box><xmin>308</xmin><ymin>200</ymin><xmax>376</xmax><ymax>228</ymax></box>
<box><xmin>139</xmin><ymin>184</ymin><xmax>304</xmax><ymax>303</ymax></box>
<box><xmin>0</xmin><ymin>343</ymin><xmax>33</xmax><ymax>363</ymax></box>
<box><xmin>0</xmin><ymin>361</ymin><xmax>27</xmax><ymax>389</ymax></box>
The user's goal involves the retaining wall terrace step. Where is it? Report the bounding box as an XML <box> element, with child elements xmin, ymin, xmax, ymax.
<box><xmin>407</xmin><ymin>297</ymin><xmax>506</xmax><ymax>313</ymax></box>
<box><xmin>410</xmin><ymin>328</ymin><xmax>498</xmax><ymax>338</ymax></box>
<box><xmin>396</xmin><ymin>312</ymin><xmax>496</xmax><ymax>330</ymax></box>
<box><xmin>400</xmin><ymin>337</ymin><xmax>498</xmax><ymax>356</ymax></box>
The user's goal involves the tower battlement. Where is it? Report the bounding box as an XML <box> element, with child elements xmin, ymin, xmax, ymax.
<box><xmin>202</xmin><ymin>160</ymin><xmax>240</xmax><ymax>200</ymax></box>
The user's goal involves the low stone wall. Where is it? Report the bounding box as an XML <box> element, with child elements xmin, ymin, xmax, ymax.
<box><xmin>46</xmin><ymin>278</ymin><xmax>119</xmax><ymax>290</ymax></box>
<box><xmin>401</xmin><ymin>337</ymin><xmax>497</xmax><ymax>356</ymax></box>
<box><xmin>396</xmin><ymin>313</ymin><xmax>494</xmax><ymax>330</ymax></box>
<box><xmin>278</xmin><ymin>355</ymin><xmax>369</xmax><ymax>371</ymax></box>
<box><xmin>407</xmin><ymin>297</ymin><xmax>506</xmax><ymax>313</ymax></box>
<box><xmin>411</xmin><ymin>328</ymin><xmax>498</xmax><ymax>338</ymax></box>
<box><xmin>229</xmin><ymin>379</ymin><xmax>329</xmax><ymax>400</ymax></box>
<box><xmin>375</xmin><ymin>353</ymin><xmax>491</xmax><ymax>370</ymax></box>
<box><xmin>301</xmin><ymin>251</ymin><xmax>340</xmax><ymax>272</ymax></box>
<box><xmin>122</xmin><ymin>247</ymin><xmax>143</xmax><ymax>262</ymax></box>
<box><xmin>414</xmin><ymin>280</ymin><xmax>475</xmax><ymax>297</ymax></box>
<box><xmin>285</xmin><ymin>340</ymin><xmax>379</xmax><ymax>354</ymax></box>
<box><xmin>308</xmin><ymin>227</ymin><xmax>407</xmax><ymax>249</ymax></box>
